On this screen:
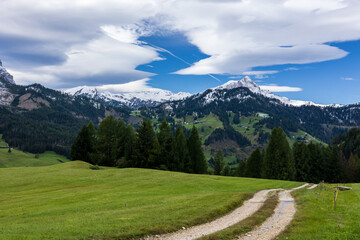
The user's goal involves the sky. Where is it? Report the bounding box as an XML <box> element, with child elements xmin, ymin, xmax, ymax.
<box><xmin>1</xmin><ymin>0</ymin><xmax>360</xmax><ymax>105</ymax></box>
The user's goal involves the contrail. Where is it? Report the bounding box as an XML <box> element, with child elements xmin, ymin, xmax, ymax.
<box><xmin>144</xmin><ymin>42</ymin><xmax>221</xmax><ymax>82</ymax></box>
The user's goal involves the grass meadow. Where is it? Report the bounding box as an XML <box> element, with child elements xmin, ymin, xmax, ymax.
<box><xmin>279</xmin><ymin>183</ymin><xmax>360</xmax><ymax>240</ymax></box>
<box><xmin>0</xmin><ymin>161</ymin><xmax>300</xmax><ymax>240</ymax></box>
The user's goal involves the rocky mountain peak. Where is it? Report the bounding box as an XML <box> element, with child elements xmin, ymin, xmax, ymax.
<box><xmin>214</xmin><ymin>76</ymin><xmax>261</xmax><ymax>94</ymax></box>
<box><xmin>0</xmin><ymin>59</ymin><xmax>15</xmax><ymax>85</ymax></box>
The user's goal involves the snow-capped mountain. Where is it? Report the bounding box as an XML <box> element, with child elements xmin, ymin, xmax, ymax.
<box><xmin>0</xmin><ymin>60</ymin><xmax>15</xmax><ymax>86</ymax></box>
<box><xmin>214</xmin><ymin>76</ymin><xmax>341</xmax><ymax>108</ymax></box>
<box><xmin>64</xmin><ymin>76</ymin><xmax>341</xmax><ymax>109</ymax></box>
<box><xmin>0</xmin><ymin>60</ymin><xmax>16</xmax><ymax>105</ymax></box>
<box><xmin>64</xmin><ymin>86</ymin><xmax>192</xmax><ymax>109</ymax></box>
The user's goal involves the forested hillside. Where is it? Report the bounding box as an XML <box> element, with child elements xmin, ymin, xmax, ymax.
<box><xmin>0</xmin><ymin>76</ymin><xmax>130</xmax><ymax>157</ymax></box>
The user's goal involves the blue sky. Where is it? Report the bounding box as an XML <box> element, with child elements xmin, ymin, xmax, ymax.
<box><xmin>1</xmin><ymin>0</ymin><xmax>360</xmax><ymax>105</ymax></box>
<box><xmin>138</xmin><ymin>34</ymin><xmax>360</xmax><ymax>105</ymax></box>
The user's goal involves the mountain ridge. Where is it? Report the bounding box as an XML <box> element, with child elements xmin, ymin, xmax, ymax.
<box><xmin>64</xmin><ymin>76</ymin><xmax>343</xmax><ymax>109</ymax></box>
<box><xmin>64</xmin><ymin>85</ymin><xmax>192</xmax><ymax>109</ymax></box>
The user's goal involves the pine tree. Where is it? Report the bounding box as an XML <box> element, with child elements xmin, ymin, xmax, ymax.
<box><xmin>293</xmin><ymin>142</ymin><xmax>311</xmax><ymax>182</ymax></box>
<box><xmin>188</xmin><ymin>126</ymin><xmax>207</xmax><ymax>174</ymax></box>
<box><xmin>119</xmin><ymin>124</ymin><xmax>136</xmax><ymax>167</ymax></box>
<box><xmin>134</xmin><ymin>119</ymin><xmax>156</xmax><ymax>168</ymax></box>
<box><xmin>339</xmin><ymin>150</ymin><xmax>348</xmax><ymax>182</ymax></box>
<box><xmin>214</xmin><ymin>149</ymin><xmax>224</xmax><ymax>175</ymax></box>
<box><xmin>115</xmin><ymin>119</ymin><xmax>126</xmax><ymax>160</ymax></box>
<box><xmin>157</xmin><ymin>120</ymin><xmax>174</xmax><ymax>169</ymax></box>
<box><xmin>97</xmin><ymin>115</ymin><xmax>119</xmax><ymax>166</ymax></box>
<box><xmin>173</xmin><ymin>126</ymin><xmax>190</xmax><ymax>172</ymax></box>
<box><xmin>71</xmin><ymin>124</ymin><xmax>94</xmax><ymax>164</ymax></box>
<box><xmin>263</xmin><ymin>127</ymin><xmax>295</xmax><ymax>180</ymax></box>
<box><xmin>320</xmin><ymin>146</ymin><xmax>337</xmax><ymax>183</ymax></box>
<box><xmin>149</xmin><ymin>137</ymin><xmax>162</xmax><ymax>169</ymax></box>
<box><xmin>245</xmin><ymin>148</ymin><xmax>262</xmax><ymax>178</ymax></box>
<box><xmin>307</xmin><ymin>143</ymin><xmax>323</xmax><ymax>183</ymax></box>
<box><xmin>235</xmin><ymin>159</ymin><xmax>246</xmax><ymax>177</ymax></box>
<box><xmin>223</xmin><ymin>165</ymin><xmax>231</xmax><ymax>176</ymax></box>
<box><xmin>345</xmin><ymin>153</ymin><xmax>359</xmax><ymax>183</ymax></box>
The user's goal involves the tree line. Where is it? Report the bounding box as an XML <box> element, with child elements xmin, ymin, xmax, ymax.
<box><xmin>71</xmin><ymin>115</ymin><xmax>208</xmax><ymax>174</ymax></box>
<box><xmin>72</xmin><ymin>115</ymin><xmax>359</xmax><ymax>183</ymax></box>
<box><xmin>231</xmin><ymin>127</ymin><xmax>360</xmax><ymax>183</ymax></box>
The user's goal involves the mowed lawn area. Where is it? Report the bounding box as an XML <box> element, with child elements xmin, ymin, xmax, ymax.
<box><xmin>0</xmin><ymin>161</ymin><xmax>301</xmax><ymax>240</ymax></box>
<box><xmin>279</xmin><ymin>183</ymin><xmax>360</xmax><ymax>240</ymax></box>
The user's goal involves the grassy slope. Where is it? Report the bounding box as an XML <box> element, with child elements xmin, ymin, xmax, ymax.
<box><xmin>279</xmin><ymin>183</ymin><xmax>360</xmax><ymax>240</ymax></box>
<box><xmin>177</xmin><ymin>113</ymin><xmax>224</xmax><ymax>143</ymax></box>
<box><xmin>0</xmin><ymin>161</ymin><xmax>301</xmax><ymax>240</ymax></box>
<box><xmin>0</xmin><ymin>135</ymin><xmax>69</xmax><ymax>168</ymax></box>
<box><xmin>0</xmin><ymin>134</ymin><xmax>8</xmax><ymax>147</ymax></box>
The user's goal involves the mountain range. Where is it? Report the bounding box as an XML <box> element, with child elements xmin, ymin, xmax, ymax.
<box><xmin>64</xmin><ymin>85</ymin><xmax>191</xmax><ymax>109</ymax></box>
<box><xmin>63</xmin><ymin>76</ymin><xmax>340</xmax><ymax>109</ymax></box>
<box><xmin>0</xmin><ymin>59</ymin><xmax>359</xmax><ymax>161</ymax></box>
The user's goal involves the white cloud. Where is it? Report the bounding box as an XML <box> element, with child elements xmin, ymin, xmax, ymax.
<box><xmin>260</xmin><ymin>85</ymin><xmax>303</xmax><ymax>92</ymax></box>
<box><xmin>284</xmin><ymin>67</ymin><xmax>299</xmax><ymax>71</ymax></box>
<box><xmin>167</xmin><ymin>0</ymin><xmax>360</xmax><ymax>75</ymax></box>
<box><xmin>97</xmin><ymin>78</ymin><xmax>158</xmax><ymax>93</ymax></box>
<box><xmin>8</xmin><ymin>69</ymin><xmax>59</xmax><ymax>86</ymax></box>
<box><xmin>242</xmin><ymin>71</ymin><xmax>279</xmax><ymax>75</ymax></box>
<box><xmin>0</xmin><ymin>0</ymin><xmax>164</xmax><ymax>88</ymax></box>
<box><xmin>341</xmin><ymin>77</ymin><xmax>355</xmax><ymax>81</ymax></box>
<box><xmin>1</xmin><ymin>0</ymin><xmax>360</xmax><ymax>88</ymax></box>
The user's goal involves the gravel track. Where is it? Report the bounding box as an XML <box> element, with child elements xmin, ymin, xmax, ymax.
<box><xmin>238</xmin><ymin>183</ymin><xmax>309</xmax><ymax>240</ymax></box>
<box><xmin>143</xmin><ymin>188</ymin><xmax>282</xmax><ymax>240</ymax></box>
<box><xmin>307</xmin><ymin>184</ymin><xmax>318</xmax><ymax>189</ymax></box>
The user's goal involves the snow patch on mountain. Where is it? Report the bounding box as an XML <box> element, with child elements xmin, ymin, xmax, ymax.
<box><xmin>64</xmin><ymin>86</ymin><xmax>192</xmax><ymax>108</ymax></box>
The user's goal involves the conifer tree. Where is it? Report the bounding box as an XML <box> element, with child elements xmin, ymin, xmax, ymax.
<box><xmin>307</xmin><ymin>143</ymin><xmax>323</xmax><ymax>183</ymax></box>
<box><xmin>115</xmin><ymin>119</ymin><xmax>126</xmax><ymax>160</ymax></box>
<box><xmin>235</xmin><ymin>159</ymin><xmax>246</xmax><ymax>177</ymax></box>
<box><xmin>149</xmin><ymin>137</ymin><xmax>162</xmax><ymax>169</ymax></box>
<box><xmin>223</xmin><ymin>165</ymin><xmax>231</xmax><ymax>176</ymax></box>
<box><xmin>157</xmin><ymin>120</ymin><xmax>174</xmax><ymax>169</ymax></box>
<box><xmin>324</xmin><ymin>146</ymin><xmax>341</xmax><ymax>183</ymax></box>
<box><xmin>263</xmin><ymin>127</ymin><xmax>295</xmax><ymax>180</ymax></box>
<box><xmin>214</xmin><ymin>149</ymin><xmax>224</xmax><ymax>175</ymax></box>
<box><xmin>293</xmin><ymin>142</ymin><xmax>311</xmax><ymax>182</ymax></box>
<box><xmin>173</xmin><ymin>126</ymin><xmax>190</xmax><ymax>172</ymax></box>
<box><xmin>97</xmin><ymin>115</ymin><xmax>119</xmax><ymax>166</ymax></box>
<box><xmin>71</xmin><ymin>124</ymin><xmax>94</xmax><ymax>163</ymax></box>
<box><xmin>245</xmin><ymin>148</ymin><xmax>262</xmax><ymax>178</ymax></box>
<box><xmin>122</xmin><ymin>124</ymin><xmax>136</xmax><ymax>166</ymax></box>
<box><xmin>188</xmin><ymin>126</ymin><xmax>207</xmax><ymax>174</ymax></box>
<box><xmin>345</xmin><ymin>153</ymin><xmax>359</xmax><ymax>183</ymax></box>
<box><xmin>134</xmin><ymin>119</ymin><xmax>156</xmax><ymax>168</ymax></box>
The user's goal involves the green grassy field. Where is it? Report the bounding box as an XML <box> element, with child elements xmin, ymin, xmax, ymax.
<box><xmin>279</xmin><ymin>183</ymin><xmax>360</xmax><ymax>240</ymax></box>
<box><xmin>0</xmin><ymin>161</ymin><xmax>301</xmax><ymax>240</ymax></box>
<box><xmin>0</xmin><ymin>134</ymin><xmax>9</xmax><ymax>147</ymax></box>
<box><xmin>0</xmin><ymin>134</ymin><xmax>69</xmax><ymax>168</ymax></box>
<box><xmin>177</xmin><ymin>113</ymin><xmax>224</xmax><ymax>143</ymax></box>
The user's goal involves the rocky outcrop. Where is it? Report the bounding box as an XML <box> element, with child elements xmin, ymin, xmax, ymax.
<box><xmin>18</xmin><ymin>93</ymin><xmax>50</xmax><ymax>110</ymax></box>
